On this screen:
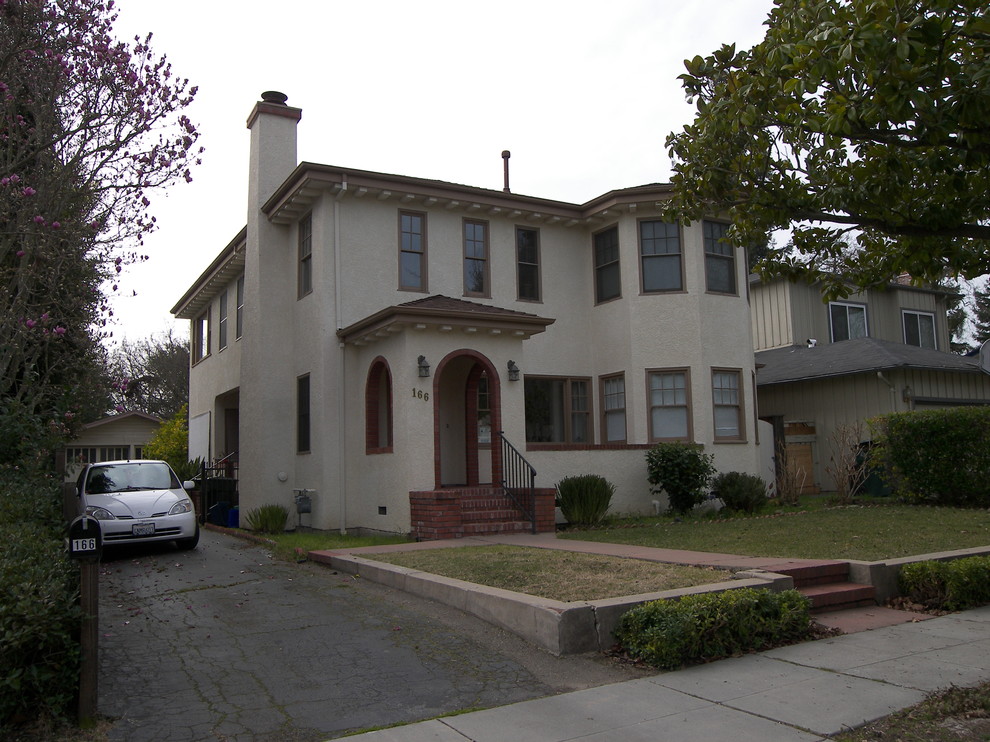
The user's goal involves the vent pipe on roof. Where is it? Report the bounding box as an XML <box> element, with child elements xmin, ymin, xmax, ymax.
<box><xmin>502</xmin><ymin>150</ymin><xmax>511</xmax><ymax>193</ymax></box>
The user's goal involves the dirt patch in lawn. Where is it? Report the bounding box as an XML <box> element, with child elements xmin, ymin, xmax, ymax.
<box><xmin>366</xmin><ymin>545</ymin><xmax>734</xmax><ymax>603</ymax></box>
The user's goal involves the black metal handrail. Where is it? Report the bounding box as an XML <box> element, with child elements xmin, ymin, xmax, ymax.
<box><xmin>496</xmin><ymin>431</ymin><xmax>537</xmax><ymax>534</ymax></box>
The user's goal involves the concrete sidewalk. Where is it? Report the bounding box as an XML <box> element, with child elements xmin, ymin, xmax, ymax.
<box><xmin>336</xmin><ymin>605</ymin><xmax>990</xmax><ymax>741</ymax></box>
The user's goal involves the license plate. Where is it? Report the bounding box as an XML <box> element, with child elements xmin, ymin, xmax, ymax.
<box><xmin>132</xmin><ymin>522</ymin><xmax>155</xmax><ymax>536</ymax></box>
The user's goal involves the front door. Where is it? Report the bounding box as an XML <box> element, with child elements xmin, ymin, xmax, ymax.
<box><xmin>435</xmin><ymin>352</ymin><xmax>501</xmax><ymax>488</ymax></box>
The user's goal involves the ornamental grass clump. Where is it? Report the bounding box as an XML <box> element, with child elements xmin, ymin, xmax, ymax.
<box><xmin>244</xmin><ymin>504</ymin><xmax>289</xmax><ymax>534</ymax></box>
<box><xmin>615</xmin><ymin>588</ymin><xmax>812</xmax><ymax>670</ymax></box>
<box><xmin>555</xmin><ymin>474</ymin><xmax>614</xmax><ymax>526</ymax></box>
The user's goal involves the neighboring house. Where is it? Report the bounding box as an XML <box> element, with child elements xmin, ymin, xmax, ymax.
<box><xmin>752</xmin><ymin>277</ymin><xmax>990</xmax><ymax>493</ymax></box>
<box><xmin>61</xmin><ymin>411</ymin><xmax>163</xmax><ymax>482</ymax></box>
<box><xmin>171</xmin><ymin>92</ymin><xmax>762</xmax><ymax>538</ymax></box>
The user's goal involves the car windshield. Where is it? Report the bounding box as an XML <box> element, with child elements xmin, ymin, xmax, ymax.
<box><xmin>85</xmin><ymin>462</ymin><xmax>179</xmax><ymax>495</ymax></box>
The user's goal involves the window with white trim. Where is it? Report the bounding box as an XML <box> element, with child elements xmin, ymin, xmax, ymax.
<box><xmin>516</xmin><ymin>227</ymin><xmax>540</xmax><ymax>301</ymax></box>
<box><xmin>193</xmin><ymin>309</ymin><xmax>210</xmax><ymax>363</ymax></box>
<box><xmin>594</xmin><ymin>226</ymin><xmax>620</xmax><ymax>303</ymax></box>
<box><xmin>712</xmin><ymin>369</ymin><xmax>743</xmax><ymax>441</ymax></box>
<box><xmin>235</xmin><ymin>275</ymin><xmax>244</xmax><ymax>339</ymax></box>
<box><xmin>829</xmin><ymin>302</ymin><xmax>868</xmax><ymax>342</ymax></box>
<box><xmin>463</xmin><ymin>219</ymin><xmax>489</xmax><ymax>296</ymax></box>
<box><xmin>704</xmin><ymin>221</ymin><xmax>736</xmax><ymax>294</ymax></box>
<box><xmin>903</xmin><ymin>310</ymin><xmax>936</xmax><ymax>349</ymax></box>
<box><xmin>298</xmin><ymin>213</ymin><xmax>313</xmax><ymax>298</ymax></box>
<box><xmin>399</xmin><ymin>211</ymin><xmax>427</xmax><ymax>291</ymax></box>
<box><xmin>640</xmin><ymin>220</ymin><xmax>682</xmax><ymax>292</ymax></box>
<box><xmin>601</xmin><ymin>374</ymin><xmax>626</xmax><ymax>443</ymax></box>
<box><xmin>648</xmin><ymin>369</ymin><xmax>691</xmax><ymax>441</ymax></box>
<box><xmin>218</xmin><ymin>290</ymin><xmax>228</xmax><ymax>351</ymax></box>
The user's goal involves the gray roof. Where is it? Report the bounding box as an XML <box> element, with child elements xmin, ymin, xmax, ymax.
<box><xmin>756</xmin><ymin>337</ymin><xmax>985</xmax><ymax>386</ymax></box>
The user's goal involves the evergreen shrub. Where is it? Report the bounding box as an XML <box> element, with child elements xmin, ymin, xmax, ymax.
<box><xmin>615</xmin><ymin>588</ymin><xmax>812</xmax><ymax>670</ymax></box>
<box><xmin>899</xmin><ymin>556</ymin><xmax>990</xmax><ymax>611</ymax></box>
<box><xmin>870</xmin><ymin>408</ymin><xmax>990</xmax><ymax>507</ymax></box>
<box><xmin>645</xmin><ymin>442</ymin><xmax>715</xmax><ymax>514</ymax></box>
<box><xmin>712</xmin><ymin>471</ymin><xmax>768</xmax><ymax>513</ymax></box>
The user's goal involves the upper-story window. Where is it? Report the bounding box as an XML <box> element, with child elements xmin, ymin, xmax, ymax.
<box><xmin>193</xmin><ymin>308</ymin><xmax>210</xmax><ymax>363</ymax></box>
<box><xmin>704</xmin><ymin>221</ymin><xmax>736</xmax><ymax>295</ymax></box>
<box><xmin>298</xmin><ymin>213</ymin><xmax>313</xmax><ymax>299</ymax></box>
<box><xmin>640</xmin><ymin>220</ymin><xmax>682</xmax><ymax>292</ymax></box>
<box><xmin>601</xmin><ymin>374</ymin><xmax>626</xmax><ymax>443</ymax></box>
<box><xmin>830</xmin><ymin>301</ymin><xmax>868</xmax><ymax>342</ymax></box>
<box><xmin>463</xmin><ymin>219</ymin><xmax>489</xmax><ymax>297</ymax></box>
<box><xmin>903</xmin><ymin>310</ymin><xmax>936</xmax><ymax>349</ymax></box>
<box><xmin>218</xmin><ymin>290</ymin><xmax>228</xmax><ymax>351</ymax></box>
<box><xmin>399</xmin><ymin>211</ymin><xmax>427</xmax><ymax>291</ymax></box>
<box><xmin>516</xmin><ymin>227</ymin><xmax>541</xmax><ymax>302</ymax></box>
<box><xmin>235</xmin><ymin>275</ymin><xmax>244</xmax><ymax>339</ymax></box>
<box><xmin>594</xmin><ymin>226</ymin><xmax>620</xmax><ymax>303</ymax></box>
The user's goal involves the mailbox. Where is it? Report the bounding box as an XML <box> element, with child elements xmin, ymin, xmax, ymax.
<box><xmin>68</xmin><ymin>515</ymin><xmax>103</xmax><ymax>561</ymax></box>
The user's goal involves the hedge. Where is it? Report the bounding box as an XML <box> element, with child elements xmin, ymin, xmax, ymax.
<box><xmin>614</xmin><ymin>588</ymin><xmax>812</xmax><ymax>670</ymax></box>
<box><xmin>899</xmin><ymin>556</ymin><xmax>990</xmax><ymax>612</ymax></box>
<box><xmin>0</xmin><ymin>469</ymin><xmax>81</xmax><ymax>730</ymax></box>
<box><xmin>870</xmin><ymin>407</ymin><xmax>990</xmax><ymax>507</ymax></box>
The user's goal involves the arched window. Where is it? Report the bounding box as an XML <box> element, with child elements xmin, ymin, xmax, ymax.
<box><xmin>365</xmin><ymin>359</ymin><xmax>393</xmax><ymax>453</ymax></box>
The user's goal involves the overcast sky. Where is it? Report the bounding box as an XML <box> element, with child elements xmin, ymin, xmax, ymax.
<box><xmin>108</xmin><ymin>0</ymin><xmax>778</xmax><ymax>343</ymax></box>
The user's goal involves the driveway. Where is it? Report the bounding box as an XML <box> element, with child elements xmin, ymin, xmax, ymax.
<box><xmin>97</xmin><ymin>529</ymin><xmax>638</xmax><ymax>741</ymax></box>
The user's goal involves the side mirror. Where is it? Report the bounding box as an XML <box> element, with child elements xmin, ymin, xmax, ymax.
<box><xmin>183</xmin><ymin>480</ymin><xmax>195</xmax><ymax>491</ymax></box>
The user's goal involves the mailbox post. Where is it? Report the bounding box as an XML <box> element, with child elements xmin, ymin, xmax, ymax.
<box><xmin>68</xmin><ymin>516</ymin><xmax>102</xmax><ymax>727</ymax></box>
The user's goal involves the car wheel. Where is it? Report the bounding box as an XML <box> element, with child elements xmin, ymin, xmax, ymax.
<box><xmin>176</xmin><ymin>525</ymin><xmax>200</xmax><ymax>551</ymax></box>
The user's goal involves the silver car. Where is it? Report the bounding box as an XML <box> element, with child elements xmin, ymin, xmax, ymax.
<box><xmin>76</xmin><ymin>459</ymin><xmax>199</xmax><ymax>550</ymax></box>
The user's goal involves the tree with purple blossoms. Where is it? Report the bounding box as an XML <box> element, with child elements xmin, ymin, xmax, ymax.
<box><xmin>0</xmin><ymin>0</ymin><xmax>201</xmax><ymax>464</ymax></box>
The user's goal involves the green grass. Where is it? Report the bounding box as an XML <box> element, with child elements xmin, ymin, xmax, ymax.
<box><xmin>261</xmin><ymin>529</ymin><xmax>410</xmax><ymax>561</ymax></box>
<box><xmin>560</xmin><ymin>498</ymin><xmax>990</xmax><ymax>561</ymax></box>
<box><xmin>834</xmin><ymin>681</ymin><xmax>990</xmax><ymax>741</ymax></box>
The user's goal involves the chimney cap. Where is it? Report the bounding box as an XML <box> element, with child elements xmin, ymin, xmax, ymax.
<box><xmin>261</xmin><ymin>91</ymin><xmax>289</xmax><ymax>105</ymax></box>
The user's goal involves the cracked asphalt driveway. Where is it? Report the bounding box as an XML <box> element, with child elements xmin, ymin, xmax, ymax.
<box><xmin>98</xmin><ymin>529</ymin><xmax>638</xmax><ymax>741</ymax></box>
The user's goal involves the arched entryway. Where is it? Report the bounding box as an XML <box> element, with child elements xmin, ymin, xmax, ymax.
<box><xmin>433</xmin><ymin>350</ymin><xmax>502</xmax><ymax>489</ymax></box>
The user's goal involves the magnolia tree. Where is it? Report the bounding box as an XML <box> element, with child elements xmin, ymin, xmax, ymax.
<box><xmin>664</xmin><ymin>0</ymin><xmax>990</xmax><ymax>297</ymax></box>
<box><xmin>0</xmin><ymin>0</ymin><xmax>201</xmax><ymax>461</ymax></box>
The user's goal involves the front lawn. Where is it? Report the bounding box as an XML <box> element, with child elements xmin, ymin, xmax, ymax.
<box><xmin>560</xmin><ymin>499</ymin><xmax>990</xmax><ymax>561</ymax></box>
<box><xmin>367</xmin><ymin>545</ymin><xmax>732</xmax><ymax>602</ymax></box>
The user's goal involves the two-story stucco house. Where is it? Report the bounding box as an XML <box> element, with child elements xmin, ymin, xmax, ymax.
<box><xmin>172</xmin><ymin>92</ymin><xmax>762</xmax><ymax>538</ymax></box>
<box><xmin>753</xmin><ymin>276</ymin><xmax>990</xmax><ymax>493</ymax></box>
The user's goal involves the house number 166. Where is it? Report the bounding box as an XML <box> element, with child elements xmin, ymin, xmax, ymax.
<box><xmin>412</xmin><ymin>388</ymin><xmax>430</xmax><ymax>402</ymax></box>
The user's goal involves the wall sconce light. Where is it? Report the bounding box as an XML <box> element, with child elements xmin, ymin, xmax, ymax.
<box><xmin>417</xmin><ymin>355</ymin><xmax>430</xmax><ymax>377</ymax></box>
<box><xmin>507</xmin><ymin>360</ymin><xmax>520</xmax><ymax>381</ymax></box>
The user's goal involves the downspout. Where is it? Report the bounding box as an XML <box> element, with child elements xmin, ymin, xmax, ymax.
<box><xmin>336</xmin><ymin>175</ymin><xmax>347</xmax><ymax>534</ymax></box>
<box><xmin>876</xmin><ymin>371</ymin><xmax>899</xmax><ymax>412</ymax></box>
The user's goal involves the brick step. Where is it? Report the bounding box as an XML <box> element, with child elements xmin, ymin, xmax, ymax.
<box><xmin>800</xmin><ymin>581</ymin><xmax>877</xmax><ymax>613</ymax></box>
<box><xmin>770</xmin><ymin>561</ymin><xmax>850</xmax><ymax>588</ymax></box>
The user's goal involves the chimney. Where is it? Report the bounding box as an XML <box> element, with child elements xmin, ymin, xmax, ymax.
<box><xmin>246</xmin><ymin>91</ymin><xmax>302</xmax><ymax>209</ymax></box>
<box><xmin>502</xmin><ymin>150</ymin><xmax>511</xmax><ymax>193</ymax></box>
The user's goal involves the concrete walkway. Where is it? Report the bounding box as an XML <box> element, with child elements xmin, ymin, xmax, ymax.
<box><xmin>336</xmin><ymin>605</ymin><xmax>990</xmax><ymax>741</ymax></box>
<box><xmin>315</xmin><ymin>533</ymin><xmax>990</xmax><ymax>740</ymax></box>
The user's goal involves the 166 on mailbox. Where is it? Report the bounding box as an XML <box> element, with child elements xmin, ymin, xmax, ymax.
<box><xmin>68</xmin><ymin>515</ymin><xmax>102</xmax><ymax>561</ymax></box>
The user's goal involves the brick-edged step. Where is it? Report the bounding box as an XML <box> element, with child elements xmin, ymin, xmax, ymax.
<box><xmin>799</xmin><ymin>582</ymin><xmax>877</xmax><ymax>613</ymax></box>
<box><xmin>769</xmin><ymin>561</ymin><xmax>877</xmax><ymax>614</ymax></box>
